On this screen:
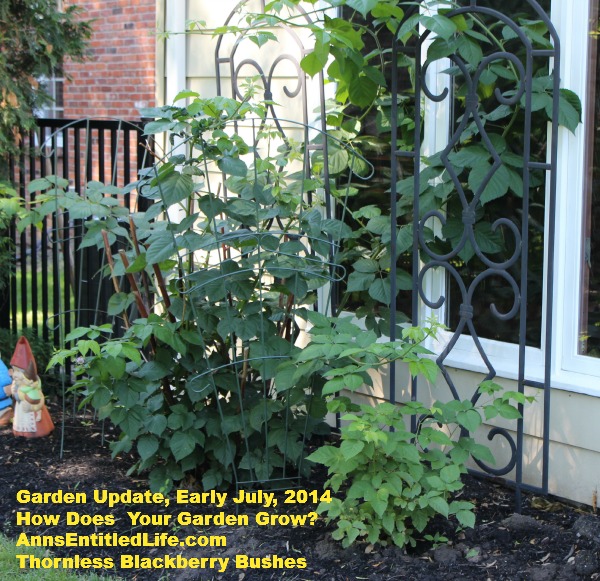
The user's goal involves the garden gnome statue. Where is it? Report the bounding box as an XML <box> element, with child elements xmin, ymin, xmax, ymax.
<box><xmin>0</xmin><ymin>358</ymin><xmax>13</xmax><ymax>426</ymax></box>
<box><xmin>10</xmin><ymin>336</ymin><xmax>54</xmax><ymax>438</ymax></box>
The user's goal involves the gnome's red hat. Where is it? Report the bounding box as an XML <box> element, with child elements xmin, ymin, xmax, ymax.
<box><xmin>11</xmin><ymin>336</ymin><xmax>38</xmax><ymax>379</ymax></box>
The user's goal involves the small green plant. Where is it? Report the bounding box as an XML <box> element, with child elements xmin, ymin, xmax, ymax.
<box><xmin>295</xmin><ymin>316</ymin><xmax>533</xmax><ymax>549</ymax></box>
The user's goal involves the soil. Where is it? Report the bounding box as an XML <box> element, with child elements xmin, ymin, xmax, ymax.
<box><xmin>1</xmin><ymin>403</ymin><xmax>600</xmax><ymax>581</ymax></box>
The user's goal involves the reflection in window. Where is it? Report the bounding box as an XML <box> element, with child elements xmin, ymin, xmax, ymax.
<box><xmin>441</xmin><ymin>0</ymin><xmax>552</xmax><ymax>348</ymax></box>
<box><xmin>581</xmin><ymin>2</ymin><xmax>600</xmax><ymax>357</ymax></box>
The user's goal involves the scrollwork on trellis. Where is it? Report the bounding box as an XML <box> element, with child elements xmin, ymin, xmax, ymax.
<box><xmin>406</xmin><ymin>2</ymin><xmax>559</xmax><ymax>496</ymax></box>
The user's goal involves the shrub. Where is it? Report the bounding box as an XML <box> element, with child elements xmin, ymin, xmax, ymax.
<box><xmin>27</xmin><ymin>93</ymin><xmax>355</xmax><ymax>492</ymax></box>
<box><xmin>295</xmin><ymin>316</ymin><xmax>533</xmax><ymax>549</ymax></box>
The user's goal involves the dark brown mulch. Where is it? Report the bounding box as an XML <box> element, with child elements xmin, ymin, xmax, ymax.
<box><xmin>1</xmin><ymin>402</ymin><xmax>599</xmax><ymax>581</ymax></box>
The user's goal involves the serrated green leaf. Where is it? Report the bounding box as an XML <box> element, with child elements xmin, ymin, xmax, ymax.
<box><xmin>349</xmin><ymin>75</ymin><xmax>378</xmax><ymax>108</ymax></box>
<box><xmin>557</xmin><ymin>88</ymin><xmax>582</xmax><ymax>133</ymax></box>
<box><xmin>145</xmin><ymin>414</ymin><xmax>168</xmax><ymax>436</ymax></box>
<box><xmin>218</xmin><ymin>156</ymin><xmax>248</xmax><ymax>177</ymax></box>
<box><xmin>301</xmin><ymin>44</ymin><xmax>330</xmax><ymax>76</ymax></box>
<box><xmin>170</xmin><ymin>431</ymin><xmax>196</xmax><ymax>461</ymax></box>
<box><xmin>468</xmin><ymin>163</ymin><xmax>510</xmax><ymax>204</ymax></box>
<box><xmin>456</xmin><ymin>509</ymin><xmax>476</xmax><ymax>529</ymax></box>
<box><xmin>340</xmin><ymin>439</ymin><xmax>365</xmax><ymax>459</ymax></box>
<box><xmin>345</xmin><ymin>0</ymin><xmax>378</xmax><ymax>18</ymax></box>
<box><xmin>138</xmin><ymin>435</ymin><xmax>159</xmax><ymax>460</ymax></box>
<box><xmin>107</xmin><ymin>292</ymin><xmax>135</xmax><ymax>316</ymax></box>
<box><xmin>428</xmin><ymin>495</ymin><xmax>449</xmax><ymax>517</ymax></box>
<box><xmin>368</xmin><ymin>277</ymin><xmax>391</xmax><ymax>304</ymax></box>
<box><xmin>422</xmin><ymin>15</ymin><xmax>458</xmax><ymax>40</ymax></box>
<box><xmin>440</xmin><ymin>464</ymin><xmax>461</xmax><ymax>484</ymax></box>
<box><xmin>306</xmin><ymin>445</ymin><xmax>340</xmax><ymax>465</ymax></box>
<box><xmin>457</xmin><ymin>409</ymin><xmax>482</xmax><ymax>433</ymax></box>
<box><xmin>146</xmin><ymin>231</ymin><xmax>177</xmax><ymax>264</ymax></box>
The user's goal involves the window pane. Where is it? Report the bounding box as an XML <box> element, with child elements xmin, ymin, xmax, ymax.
<box><xmin>443</xmin><ymin>0</ymin><xmax>551</xmax><ymax>348</ymax></box>
<box><xmin>581</xmin><ymin>1</ymin><xmax>600</xmax><ymax>357</ymax></box>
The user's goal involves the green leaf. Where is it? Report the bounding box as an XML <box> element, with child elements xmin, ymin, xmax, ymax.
<box><xmin>496</xmin><ymin>402</ymin><xmax>522</xmax><ymax>420</ymax></box>
<box><xmin>340</xmin><ymin>439</ymin><xmax>365</xmax><ymax>459</ymax></box>
<box><xmin>457</xmin><ymin>409</ymin><xmax>482</xmax><ymax>433</ymax></box>
<box><xmin>440</xmin><ymin>464</ymin><xmax>461</xmax><ymax>484</ymax></box>
<box><xmin>327</xmin><ymin>145</ymin><xmax>350</xmax><ymax>175</ymax></box>
<box><xmin>455</xmin><ymin>509</ymin><xmax>476</xmax><ymax>529</ymax></box>
<box><xmin>249</xmin><ymin>31</ymin><xmax>278</xmax><ymax>48</ymax></box>
<box><xmin>368</xmin><ymin>278</ymin><xmax>391</xmax><ymax>304</ymax></box>
<box><xmin>353</xmin><ymin>258</ymin><xmax>379</xmax><ymax>273</ymax></box>
<box><xmin>126</xmin><ymin>253</ymin><xmax>147</xmax><ymax>273</ymax></box>
<box><xmin>347</xmin><ymin>271</ymin><xmax>375</xmax><ymax>292</ymax></box>
<box><xmin>411</xmin><ymin>510</ymin><xmax>429</xmax><ymax>533</ymax></box>
<box><xmin>468</xmin><ymin>442</ymin><xmax>496</xmax><ymax>465</ymax></box>
<box><xmin>138</xmin><ymin>435</ymin><xmax>159</xmax><ymax>460</ymax></box>
<box><xmin>174</xmin><ymin>90</ymin><xmax>199</xmax><ymax>102</ymax></box>
<box><xmin>119</xmin><ymin>407</ymin><xmax>145</xmax><ymax>438</ymax></box>
<box><xmin>301</xmin><ymin>42</ymin><xmax>330</xmax><ymax>76</ymax></box>
<box><xmin>345</xmin><ymin>0</ymin><xmax>378</xmax><ymax>18</ymax></box>
<box><xmin>468</xmin><ymin>163</ymin><xmax>510</xmax><ymax>204</ymax></box>
<box><xmin>136</xmin><ymin>360</ymin><xmax>171</xmax><ymax>381</ymax></box>
<box><xmin>143</xmin><ymin>120</ymin><xmax>174</xmax><ymax>135</ymax></box>
<box><xmin>457</xmin><ymin>35</ymin><xmax>483</xmax><ymax>66</ymax></box>
<box><xmin>157</xmin><ymin>171</ymin><xmax>194</xmax><ymax>206</ymax></box>
<box><xmin>422</xmin><ymin>15</ymin><xmax>458</xmax><ymax>41</ymax></box>
<box><xmin>273</xmin><ymin>364</ymin><xmax>297</xmax><ymax>392</ymax></box>
<box><xmin>170</xmin><ymin>431</ymin><xmax>196</xmax><ymax>461</ymax></box>
<box><xmin>146</xmin><ymin>231</ymin><xmax>177</xmax><ymax>264</ymax></box>
<box><xmin>92</xmin><ymin>386</ymin><xmax>112</xmax><ymax>408</ymax></box>
<box><xmin>306</xmin><ymin>445</ymin><xmax>340</xmax><ymax>466</ymax></box>
<box><xmin>108</xmin><ymin>356</ymin><xmax>126</xmax><ymax>380</ymax></box>
<box><xmin>427</xmin><ymin>37</ymin><xmax>459</xmax><ymax>61</ymax></box>
<box><xmin>347</xmin><ymin>479</ymin><xmax>376</xmax><ymax>500</ymax></box>
<box><xmin>148</xmin><ymin>466</ymin><xmax>172</xmax><ymax>494</ymax></box>
<box><xmin>145</xmin><ymin>414</ymin><xmax>168</xmax><ymax>436</ymax></box>
<box><xmin>107</xmin><ymin>292</ymin><xmax>134</xmax><ymax>316</ymax></box>
<box><xmin>428</xmin><ymin>495</ymin><xmax>449</xmax><ymax>517</ymax></box>
<box><xmin>557</xmin><ymin>88</ymin><xmax>582</xmax><ymax>133</ymax></box>
<box><xmin>370</xmin><ymin>498</ymin><xmax>388</xmax><ymax>518</ymax></box>
<box><xmin>348</xmin><ymin>75</ymin><xmax>378</xmax><ymax>108</ymax></box>
<box><xmin>322</xmin><ymin>376</ymin><xmax>345</xmax><ymax>396</ymax></box>
<box><xmin>396</xmin><ymin>13</ymin><xmax>420</xmax><ymax>42</ymax></box>
<box><xmin>448</xmin><ymin>145</ymin><xmax>490</xmax><ymax>168</ymax></box>
<box><xmin>218</xmin><ymin>156</ymin><xmax>248</xmax><ymax>177</ymax></box>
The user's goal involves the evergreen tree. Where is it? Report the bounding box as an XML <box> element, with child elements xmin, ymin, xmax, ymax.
<box><xmin>0</xmin><ymin>0</ymin><xmax>91</xmax><ymax>160</ymax></box>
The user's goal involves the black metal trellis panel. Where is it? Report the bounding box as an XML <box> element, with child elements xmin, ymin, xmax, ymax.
<box><xmin>391</xmin><ymin>1</ymin><xmax>560</xmax><ymax>507</ymax></box>
<box><xmin>209</xmin><ymin>1</ymin><xmax>343</xmax><ymax>490</ymax></box>
<box><xmin>215</xmin><ymin>0</ymin><xmax>334</xmax><ymax>309</ymax></box>
<box><xmin>3</xmin><ymin>118</ymin><xmax>152</xmax><ymax>342</ymax></box>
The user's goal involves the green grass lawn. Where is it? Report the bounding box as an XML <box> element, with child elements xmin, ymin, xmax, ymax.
<box><xmin>0</xmin><ymin>534</ymin><xmax>122</xmax><ymax>581</ymax></box>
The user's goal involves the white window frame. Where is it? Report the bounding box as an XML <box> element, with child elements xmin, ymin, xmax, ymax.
<box><xmin>417</xmin><ymin>0</ymin><xmax>600</xmax><ymax>396</ymax></box>
<box><xmin>36</xmin><ymin>74</ymin><xmax>64</xmax><ymax>119</ymax></box>
<box><xmin>550</xmin><ymin>0</ymin><xmax>600</xmax><ymax>395</ymax></box>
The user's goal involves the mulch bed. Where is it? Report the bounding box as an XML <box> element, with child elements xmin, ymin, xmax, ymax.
<box><xmin>1</xmin><ymin>402</ymin><xmax>599</xmax><ymax>581</ymax></box>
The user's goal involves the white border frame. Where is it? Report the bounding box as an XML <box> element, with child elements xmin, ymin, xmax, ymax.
<box><xmin>551</xmin><ymin>0</ymin><xmax>600</xmax><ymax>395</ymax></box>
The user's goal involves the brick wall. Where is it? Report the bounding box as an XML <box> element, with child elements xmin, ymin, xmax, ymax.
<box><xmin>62</xmin><ymin>0</ymin><xmax>157</xmax><ymax>120</ymax></box>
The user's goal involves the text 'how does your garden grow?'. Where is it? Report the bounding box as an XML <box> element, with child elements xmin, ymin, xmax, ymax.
<box><xmin>13</xmin><ymin>488</ymin><xmax>331</xmax><ymax>572</ymax></box>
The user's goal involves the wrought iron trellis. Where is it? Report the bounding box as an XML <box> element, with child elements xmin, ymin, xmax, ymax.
<box><xmin>390</xmin><ymin>1</ymin><xmax>560</xmax><ymax>507</ymax></box>
<box><xmin>214</xmin><ymin>0</ymin><xmax>333</xmax><ymax>286</ymax></box>
<box><xmin>176</xmin><ymin>0</ymin><xmax>345</xmax><ymax>492</ymax></box>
